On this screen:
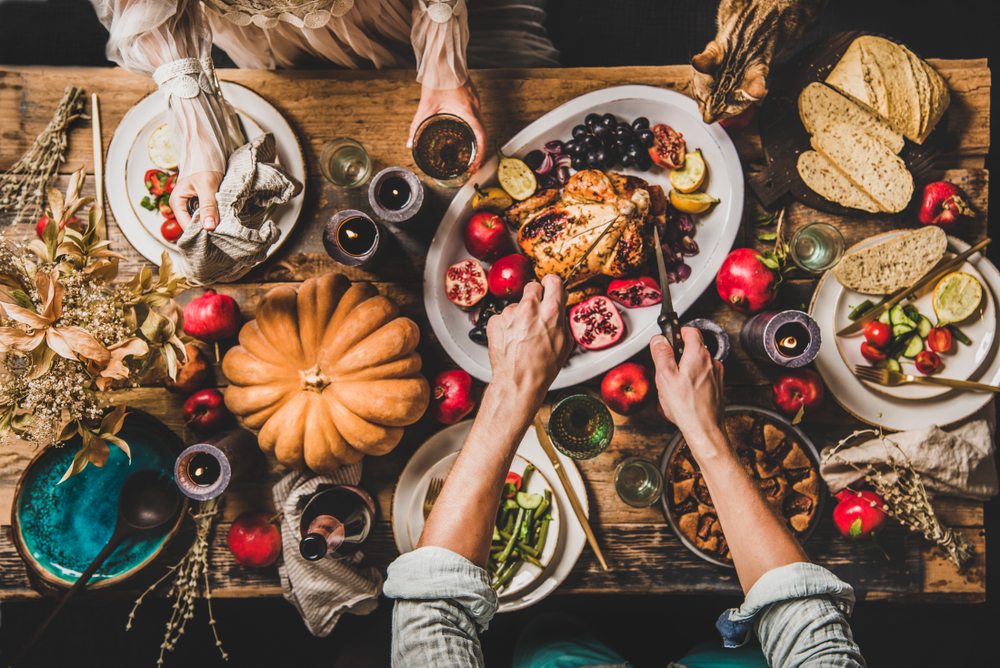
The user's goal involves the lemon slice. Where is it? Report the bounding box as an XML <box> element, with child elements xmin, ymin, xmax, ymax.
<box><xmin>669</xmin><ymin>149</ymin><xmax>707</xmax><ymax>193</ymax></box>
<box><xmin>472</xmin><ymin>184</ymin><xmax>514</xmax><ymax>212</ymax></box>
<box><xmin>497</xmin><ymin>148</ymin><xmax>537</xmax><ymax>201</ymax></box>
<box><xmin>147</xmin><ymin>123</ymin><xmax>177</xmax><ymax>171</ymax></box>
<box><xmin>669</xmin><ymin>189</ymin><xmax>719</xmax><ymax>214</ymax></box>
<box><xmin>933</xmin><ymin>271</ymin><xmax>983</xmax><ymax>324</ymax></box>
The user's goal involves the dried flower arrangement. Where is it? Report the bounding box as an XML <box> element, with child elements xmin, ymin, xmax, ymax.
<box><xmin>128</xmin><ymin>497</ymin><xmax>228</xmax><ymax>666</ymax></box>
<box><xmin>825</xmin><ymin>428</ymin><xmax>974</xmax><ymax>568</ymax></box>
<box><xmin>0</xmin><ymin>85</ymin><xmax>87</xmax><ymax>226</ymax></box>
<box><xmin>0</xmin><ymin>169</ymin><xmax>190</xmax><ymax>480</ymax></box>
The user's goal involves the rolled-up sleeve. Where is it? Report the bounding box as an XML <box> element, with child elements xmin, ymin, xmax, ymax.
<box><xmin>717</xmin><ymin>563</ymin><xmax>866</xmax><ymax>668</ymax></box>
<box><xmin>384</xmin><ymin>546</ymin><xmax>498</xmax><ymax>668</ymax></box>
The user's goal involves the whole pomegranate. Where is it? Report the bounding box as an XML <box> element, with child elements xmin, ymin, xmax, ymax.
<box><xmin>833</xmin><ymin>489</ymin><xmax>888</xmax><ymax>541</ymax></box>
<box><xmin>715</xmin><ymin>248</ymin><xmax>779</xmax><ymax>314</ymax></box>
<box><xmin>601</xmin><ymin>363</ymin><xmax>654</xmax><ymax>416</ymax></box>
<box><xmin>183</xmin><ymin>290</ymin><xmax>241</xmax><ymax>360</ymax></box>
<box><xmin>430</xmin><ymin>370</ymin><xmax>476</xmax><ymax>424</ymax></box>
<box><xmin>228</xmin><ymin>511</ymin><xmax>282</xmax><ymax>568</ymax></box>
<box><xmin>487</xmin><ymin>254</ymin><xmax>534</xmax><ymax>300</ymax></box>
<box><xmin>918</xmin><ymin>181</ymin><xmax>974</xmax><ymax>229</ymax></box>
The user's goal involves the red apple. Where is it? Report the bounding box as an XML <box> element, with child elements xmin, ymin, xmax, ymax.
<box><xmin>772</xmin><ymin>369</ymin><xmax>824</xmax><ymax>424</ymax></box>
<box><xmin>228</xmin><ymin>511</ymin><xmax>282</xmax><ymax>568</ymax></box>
<box><xmin>601</xmin><ymin>362</ymin><xmax>654</xmax><ymax>416</ymax></box>
<box><xmin>430</xmin><ymin>370</ymin><xmax>476</xmax><ymax>424</ymax></box>
<box><xmin>487</xmin><ymin>254</ymin><xmax>534</xmax><ymax>300</ymax></box>
<box><xmin>164</xmin><ymin>344</ymin><xmax>210</xmax><ymax>393</ymax></box>
<box><xmin>35</xmin><ymin>215</ymin><xmax>81</xmax><ymax>239</ymax></box>
<box><xmin>832</xmin><ymin>489</ymin><xmax>887</xmax><ymax>541</ymax></box>
<box><xmin>183</xmin><ymin>388</ymin><xmax>231</xmax><ymax>433</ymax></box>
<box><xmin>463</xmin><ymin>212</ymin><xmax>510</xmax><ymax>263</ymax></box>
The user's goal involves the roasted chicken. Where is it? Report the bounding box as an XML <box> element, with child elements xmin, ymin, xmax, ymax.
<box><xmin>514</xmin><ymin>170</ymin><xmax>665</xmax><ymax>288</ymax></box>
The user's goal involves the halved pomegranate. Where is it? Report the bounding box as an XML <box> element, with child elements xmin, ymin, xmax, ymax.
<box><xmin>607</xmin><ymin>276</ymin><xmax>662</xmax><ymax>308</ymax></box>
<box><xmin>445</xmin><ymin>259</ymin><xmax>488</xmax><ymax>308</ymax></box>
<box><xmin>569</xmin><ymin>296</ymin><xmax>625</xmax><ymax>350</ymax></box>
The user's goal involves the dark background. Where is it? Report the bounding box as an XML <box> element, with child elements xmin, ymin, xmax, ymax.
<box><xmin>0</xmin><ymin>0</ymin><xmax>996</xmax><ymax>666</ymax></box>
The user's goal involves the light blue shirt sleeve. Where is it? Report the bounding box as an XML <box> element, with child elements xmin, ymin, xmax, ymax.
<box><xmin>384</xmin><ymin>546</ymin><xmax>499</xmax><ymax>668</ymax></box>
<box><xmin>716</xmin><ymin>562</ymin><xmax>867</xmax><ymax>668</ymax></box>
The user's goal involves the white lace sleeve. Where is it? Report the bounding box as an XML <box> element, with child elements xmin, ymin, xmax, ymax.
<box><xmin>91</xmin><ymin>0</ymin><xmax>231</xmax><ymax>177</ymax></box>
<box><xmin>410</xmin><ymin>0</ymin><xmax>470</xmax><ymax>90</ymax></box>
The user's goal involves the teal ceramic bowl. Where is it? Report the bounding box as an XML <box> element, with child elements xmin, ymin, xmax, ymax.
<box><xmin>11</xmin><ymin>410</ymin><xmax>187</xmax><ymax>591</ymax></box>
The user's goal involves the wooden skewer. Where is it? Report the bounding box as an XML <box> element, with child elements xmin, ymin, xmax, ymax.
<box><xmin>91</xmin><ymin>93</ymin><xmax>107</xmax><ymax>238</ymax></box>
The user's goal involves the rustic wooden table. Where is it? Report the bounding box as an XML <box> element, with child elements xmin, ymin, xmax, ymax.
<box><xmin>0</xmin><ymin>62</ymin><xmax>989</xmax><ymax>602</ymax></box>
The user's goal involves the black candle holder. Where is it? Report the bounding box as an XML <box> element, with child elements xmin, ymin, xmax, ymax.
<box><xmin>368</xmin><ymin>167</ymin><xmax>424</xmax><ymax>224</ymax></box>
<box><xmin>739</xmin><ymin>310</ymin><xmax>822</xmax><ymax>368</ymax></box>
<box><xmin>682</xmin><ymin>318</ymin><xmax>730</xmax><ymax>362</ymax></box>
<box><xmin>323</xmin><ymin>210</ymin><xmax>386</xmax><ymax>268</ymax></box>
<box><xmin>174</xmin><ymin>429</ymin><xmax>259</xmax><ymax>501</ymax></box>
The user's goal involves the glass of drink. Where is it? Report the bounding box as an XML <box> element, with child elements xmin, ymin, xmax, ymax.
<box><xmin>547</xmin><ymin>393</ymin><xmax>614</xmax><ymax>460</ymax></box>
<box><xmin>412</xmin><ymin>113</ymin><xmax>477</xmax><ymax>186</ymax></box>
<box><xmin>790</xmin><ymin>222</ymin><xmax>845</xmax><ymax>272</ymax></box>
<box><xmin>320</xmin><ymin>137</ymin><xmax>372</xmax><ymax>188</ymax></box>
<box><xmin>614</xmin><ymin>457</ymin><xmax>663</xmax><ymax>508</ymax></box>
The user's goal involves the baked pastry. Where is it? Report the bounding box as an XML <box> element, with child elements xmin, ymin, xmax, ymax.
<box><xmin>666</xmin><ymin>411</ymin><xmax>821</xmax><ymax>563</ymax></box>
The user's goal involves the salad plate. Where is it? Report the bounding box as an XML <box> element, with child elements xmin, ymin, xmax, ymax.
<box><xmin>811</xmin><ymin>236</ymin><xmax>1000</xmax><ymax>430</ymax></box>
<box><xmin>106</xmin><ymin>81</ymin><xmax>305</xmax><ymax>268</ymax></box>
<box><xmin>392</xmin><ymin>420</ymin><xmax>586</xmax><ymax>612</ymax></box>
<box><xmin>423</xmin><ymin>85</ymin><xmax>744</xmax><ymax>390</ymax></box>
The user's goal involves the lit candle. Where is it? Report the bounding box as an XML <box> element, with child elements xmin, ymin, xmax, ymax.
<box><xmin>323</xmin><ymin>210</ymin><xmax>386</xmax><ymax>268</ymax></box>
<box><xmin>739</xmin><ymin>310</ymin><xmax>821</xmax><ymax>367</ymax></box>
<box><xmin>368</xmin><ymin>167</ymin><xmax>424</xmax><ymax>224</ymax></box>
<box><xmin>173</xmin><ymin>429</ymin><xmax>260</xmax><ymax>501</ymax></box>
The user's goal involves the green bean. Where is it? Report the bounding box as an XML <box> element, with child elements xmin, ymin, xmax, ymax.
<box><xmin>947</xmin><ymin>324</ymin><xmax>973</xmax><ymax>346</ymax></box>
<box><xmin>535</xmin><ymin>518</ymin><xmax>551</xmax><ymax>553</ymax></box>
<box><xmin>848</xmin><ymin>299</ymin><xmax>874</xmax><ymax>321</ymax></box>
<box><xmin>503</xmin><ymin>509</ymin><xmax>516</xmax><ymax>535</ymax></box>
<box><xmin>521</xmin><ymin>464</ymin><xmax>535</xmax><ymax>489</ymax></box>
<box><xmin>497</xmin><ymin>508</ymin><xmax>524</xmax><ymax>564</ymax></box>
<box><xmin>533</xmin><ymin>491</ymin><xmax>551</xmax><ymax>521</ymax></box>
<box><xmin>492</xmin><ymin>559</ymin><xmax>521</xmax><ymax>591</ymax></box>
<box><xmin>519</xmin><ymin>506</ymin><xmax>533</xmax><ymax>543</ymax></box>
<box><xmin>516</xmin><ymin>541</ymin><xmax>539</xmax><ymax>557</ymax></box>
<box><xmin>518</xmin><ymin>551</ymin><xmax>543</xmax><ymax>568</ymax></box>
<box><xmin>487</xmin><ymin>557</ymin><xmax>499</xmax><ymax>574</ymax></box>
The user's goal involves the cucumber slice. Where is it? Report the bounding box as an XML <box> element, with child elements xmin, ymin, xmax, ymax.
<box><xmin>903</xmin><ymin>304</ymin><xmax>921</xmax><ymax>321</ymax></box>
<box><xmin>878</xmin><ymin>310</ymin><xmax>892</xmax><ymax>325</ymax></box>
<box><xmin>874</xmin><ymin>358</ymin><xmax>902</xmax><ymax>372</ymax></box>
<box><xmin>892</xmin><ymin>324</ymin><xmax>914</xmax><ymax>338</ymax></box>
<box><xmin>890</xmin><ymin>305</ymin><xmax>907</xmax><ymax>325</ymax></box>
<box><xmin>516</xmin><ymin>492</ymin><xmax>543</xmax><ymax>510</ymax></box>
<box><xmin>917</xmin><ymin>315</ymin><xmax>933</xmax><ymax>339</ymax></box>
<box><xmin>903</xmin><ymin>334</ymin><xmax>925</xmax><ymax>358</ymax></box>
<box><xmin>503</xmin><ymin>499</ymin><xmax>519</xmax><ymax>511</ymax></box>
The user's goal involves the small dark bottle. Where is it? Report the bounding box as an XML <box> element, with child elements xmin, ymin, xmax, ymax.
<box><xmin>298</xmin><ymin>485</ymin><xmax>376</xmax><ymax>561</ymax></box>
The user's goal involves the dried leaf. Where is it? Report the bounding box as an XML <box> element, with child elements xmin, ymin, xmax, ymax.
<box><xmin>85</xmin><ymin>258</ymin><xmax>120</xmax><ymax>283</ymax></box>
<box><xmin>46</xmin><ymin>326</ymin><xmax>111</xmax><ymax>363</ymax></box>
<box><xmin>100</xmin><ymin>404</ymin><xmax>129</xmax><ymax>436</ymax></box>
<box><xmin>27</xmin><ymin>344</ymin><xmax>57</xmax><ymax>379</ymax></box>
<box><xmin>104</xmin><ymin>435</ymin><xmax>131</xmax><ymax>463</ymax></box>
<box><xmin>59</xmin><ymin>419</ymin><xmax>80</xmax><ymax>441</ymax></box>
<box><xmin>757</xmin><ymin>233</ymin><xmax>778</xmax><ymax>241</ymax></box>
<box><xmin>0</xmin><ymin>407</ymin><xmax>14</xmax><ymax>440</ymax></box>
<box><xmin>66</xmin><ymin>166</ymin><xmax>86</xmax><ymax>203</ymax></box>
<box><xmin>47</xmin><ymin>186</ymin><xmax>65</xmax><ymax>223</ymax></box>
<box><xmin>27</xmin><ymin>239</ymin><xmax>52</xmax><ymax>263</ymax></box>
<box><xmin>58</xmin><ymin>445</ymin><xmax>92</xmax><ymax>484</ymax></box>
<box><xmin>162</xmin><ymin>341</ymin><xmax>179</xmax><ymax>380</ymax></box>
<box><xmin>140</xmin><ymin>308</ymin><xmax>174</xmax><ymax>343</ymax></box>
<box><xmin>10</xmin><ymin>289</ymin><xmax>36</xmax><ymax>312</ymax></box>
<box><xmin>88</xmin><ymin>438</ymin><xmax>110</xmax><ymax>467</ymax></box>
<box><xmin>754</xmin><ymin>213</ymin><xmax>776</xmax><ymax>226</ymax></box>
<box><xmin>0</xmin><ymin>327</ymin><xmax>46</xmax><ymax>352</ymax></box>
<box><xmin>1</xmin><ymin>301</ymin><xmax>51</xmax><ymax>329</ymax></box>
<box><xmin>63</xmin><ymin>196</ymin><xmax>94</xmax><ymax>223</ymax></box>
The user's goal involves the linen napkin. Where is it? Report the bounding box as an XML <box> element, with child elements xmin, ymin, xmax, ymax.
<box><xmin>177</xmin><ymin>133</ymin><xmax>302</xmax><ymax>284</ymax></box>
<box><xmin>820</xmin><ymin>404</ymin><xmax>998</xmax><ymax>500</ymax></box>
<box><xmin>272</xmin><ymin>462</ymin><xmax>383</xmax><ymax>637</ymax></box>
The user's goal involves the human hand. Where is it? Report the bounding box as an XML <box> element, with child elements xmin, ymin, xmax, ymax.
<box><xmin>486</xmin><ymin>274</ymin><xmax>572</xmax><ymax>407</ymax></box>
<box><xmin>407</xmin><ymin>81</ymin><xmax>489</xmax><ymax>172</ymax></box>
<box><xmin>650</xmin><ymin>327</ymin><xmax>728</xmax><ymax>451</ymax></box>
<box><xmin>169</xmin><ymin>170</ymin><xmax>224</xmax><ymax>231</ymax></box>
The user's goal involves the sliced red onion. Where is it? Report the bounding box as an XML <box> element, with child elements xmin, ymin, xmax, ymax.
<box><xmin>544</xmin><ymin>140</ymin><xmax>565</xmax><ymax>154</ymax></box>
<box><xmin>677</xmin><ymin>262</ymin><xmax>692</xmax><ymax>281</ymax></box>
<box><xmin>552</xmin><ymin>153</ymin><xmax>572</xmax><ymax>167</ymax></box>
<box><xmin>678</xmin><ymin>235</ymin><xmax>699</xmax><ymax>256</ymax></box>
<box><xmin>524</xmin><ymin>150</ymin><xmax>545</xmax><ymax>172</ymax></box>
<box><xmin>552</xmin><ymin>165</ymin><xmax>570</xmax><ymax>185</ymax></box>
<box><xmin>676</xmin><ymin>213</ymin><xmax>694</xmax><ymax>235</ymax></box>
<box><xmin>534</xmin><ymin>152</ymin><xmax>555</xmax><ymax>174</ymax></box>
<box><xmin>659</xmin><ymin>219</ymin><xmax>680</xmax><ymax>243</ymax></box>
<box><xmin>659</xmin><ymin>243</ymin><xmax>678</xmax><ymax>264</ymax></box>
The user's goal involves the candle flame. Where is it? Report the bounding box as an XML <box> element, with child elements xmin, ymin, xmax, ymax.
<box><xmin>779</xmin><ymin>336</ymin><xmax>797</xmax><ymax>351</ymax></box>
<box><xmin>346</xmin><ymin>229</ymin><xmax>358</xmax><ymax>240</ymax></box>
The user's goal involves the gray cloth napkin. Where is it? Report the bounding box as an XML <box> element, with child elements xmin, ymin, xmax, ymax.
<box><xmin>820</xmin><ymin>404</ymin><xmax>998</xmax><ymax>500</ymax></box>
<box><xmin>177</xmin><ymin>133</ymin><xmax>302</xmax><ymax>284</ymax></box>
<box><xmin>272</xmin><ymin>462</ymin><xmax>383</xmax><ymax>637</ymax></box>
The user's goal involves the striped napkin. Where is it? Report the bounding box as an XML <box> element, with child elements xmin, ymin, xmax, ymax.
<box><xmin>272</xmin><ymin>462</ymin><xmax>383</xmax><ymax>637</ymax></box>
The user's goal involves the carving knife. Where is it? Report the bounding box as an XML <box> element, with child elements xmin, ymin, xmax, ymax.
<box><xmin>562</xmin><ymin>214</ymin><xmax>623</xmax><ymax>287</ymax></box>
<box><xmin>653</xmin><ymin>226</ymin><xmax>684</xmax><ymax>361</ymax></box>
<box><xmin>836</xmin><ymin>238</ymin><xmax>990</xmax><ymax>337</ymax></box>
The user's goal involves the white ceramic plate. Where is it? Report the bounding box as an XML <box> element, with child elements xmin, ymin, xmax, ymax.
<box><xmin>834</xmin><ymin>245</ymin><xmax>994</xmax><ymax>399</ymax></box>
<box><xmin>810</xmin><ymin>236</ymin><xmax>1000</xmax><ymax>430</ymax></box>
<box><xmin>392</xmin><ymin>420</ymin><xmax>588</xmax><ymax>612</ymax></box>
<box><xmin>404</xmin><ymin>452</ymin><xmax>560</xmax><ymax>597</ymax></box>
<box><xmin>423</xmin><ymin>85</ymin><xmax>744</xmax><ymax>390</ymax></box>
<box><xmin>106</xmin><ymin>81</ymin><xmax>306</xmax><ymax>268</ymax></box>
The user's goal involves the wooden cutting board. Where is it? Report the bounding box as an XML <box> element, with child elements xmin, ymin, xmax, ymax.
<box><xmin>750</xmin><ymin>31</ymin><xmax>957</xmax><ymax>214</ymax></box>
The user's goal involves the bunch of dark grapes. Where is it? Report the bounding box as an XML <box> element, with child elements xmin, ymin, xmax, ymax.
<box><xmin>564</xmin><ymin>113</ymin><xmax>656</xmax><ymax>172</ymax></box>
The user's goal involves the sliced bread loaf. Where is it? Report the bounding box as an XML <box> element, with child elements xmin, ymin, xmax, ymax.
<box><xmin>833</xmin><ymin>226</ymin><xmax>947</xmax><ymax>295</ymax></box>
<box><xmin>797</xmin><ymin>151</ymin><xmax>881</xmax><ymax>213</ymax></box>
<box><xmin>810</xmin><ymin>121</ymin><xmax>914</xmax><ymax>213</ymax></box>
<box><xmin>799</xmin><ymin>82</ymin><xmax>904</xmax><ymax>154</ymax></box>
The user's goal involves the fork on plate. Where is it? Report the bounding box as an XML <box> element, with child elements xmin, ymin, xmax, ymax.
<box><xmin>422</xmin><ymin>477</ymin><xmax>445</xmax><ymax>519</ymax></box>
<box><xmin>854</xmin><ymin>365</ymin><xmax>999</xmax><ymax>393</ymax></box>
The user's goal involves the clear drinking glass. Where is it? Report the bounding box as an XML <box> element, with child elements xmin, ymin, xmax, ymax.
<box><xmin>320</xmin><ymin>138</ymin><xmax>372</xmax><ymax>188</ymax></box>
<box><xmin>412</xmin><ymin>113</ymin><xmax>477</xmax><ymax>187</ymax></box>
<box><xmin>547</xmin><ymin>393</ymin><xmax>614</xmax><ymax>460</ymax></box>
<box><xmin>614</xmin><ymin>457</ymin><xmax>663</xmax><ymax>508</ymax></box>
<box><xmin>790</xmin><ymin>222</ymin><xmax>846</xmax><ymax>272</ymax></box>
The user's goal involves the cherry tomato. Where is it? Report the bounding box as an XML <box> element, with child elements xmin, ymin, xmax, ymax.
<box><xmin>159</xmin><ymin>201</ymin><xmax>175</xmax><ymax>220</ymax></box>
<box><xmin>502</xmin><ymin>472</ymin><xmax>522</xmax><ymax>499</ymax></box>
<box><xmin>145</xmin><ymin>169</ymin><xmax>168</xmax><ymax>196</ymax></box>
<box><xmin>164</xmin><ymin>174</ymin><xmax>177</xmax><ymax>194</ymax></box>
<box><xmin>160</xmin><ymin>218</ymin><xmax>182</xmax><ymax>243</ymax></box>
<box><xmin>648</xmin><ymin>123</ymin><xmax>686</xmax><ymax>169</ymax></box>
<box><xmin>860</xmin><ymin>341</ymin><xmax>887</xmax><ymax>363</ymax></box>
<box><xmin>927</xmin><ymin>327</ymin><xmax>953</xmax><ymax>353</ymax></box>
<box><xmin>35</xmin><ymin>215</ymin><xmax>81</xmax><ymax>239</ymax></box>
<box><xmin>915</xmin><ymin>350</ymin><xmax>941</xmax><ymax>375</ymax></box>
<box><xmin>864</xmin><ymin>321</ymin><xmax>891</xmax><ymax>349</ymax></box>
<box><xmin>719</xmin><ymin>104</ymin><xmax>755</xmax><ymax>131</ymax></box>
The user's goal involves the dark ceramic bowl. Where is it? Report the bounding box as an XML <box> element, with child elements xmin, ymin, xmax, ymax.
<box><xmin>658</xmin><ymin>404</ymin><xmax>826</xmax><ymax>568</ymax></box>
<box><xmin>11</xmin><ymin>410</ymin><xmax>188</xmax><ymax>591</ymax></box>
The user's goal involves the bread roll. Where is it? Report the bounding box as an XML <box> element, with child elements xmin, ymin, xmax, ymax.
<box><xmin>799</xmin><ymin>82</ymin><xmax>903</xmax><ymax>154</ymax></box>
<box><xmin>797</xmin><ymin>151</ymin><xmax>881</xmax><ymax>213</ymax></box>
<box><xmin>833</xmin><ymin>227</ymin><xmax>947</xmax><ymax>295</ymax></box>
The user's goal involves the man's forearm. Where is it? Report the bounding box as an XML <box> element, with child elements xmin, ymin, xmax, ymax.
<box><xmin>417</xmin><ymin>382</ymin><xmax>539</xmax><ymax>566</ymax></box>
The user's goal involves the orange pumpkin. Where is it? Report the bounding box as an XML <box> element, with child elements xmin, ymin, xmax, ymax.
<box><xmin>222</xmin><ymin>273</ymin><xmax>429</xmax><ymax>473</ymax></box>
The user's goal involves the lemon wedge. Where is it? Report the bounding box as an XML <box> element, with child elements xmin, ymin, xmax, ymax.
<box><xmin>669</xmin><ymin>149</ymin><xmax>707</xmax><ymax>193</ymax></box>
<box><xmin>933</xmin><ymin>271</ymin><xmax>983</xmax><ymax>324</ymax></box>
<box><xmin>669</xmin><ymin>189</ymin><xmax>719</xmax><ymax>214</ymax></box>
<box><xmin>497</xmin><ymin>147</ymin><xmax>537</xmax><ymax>201</ymax></box>
<box><xmin>147</xmin><ymin>123</ymin><xmax>177</xmax><ymax>171</ymax></box>
<box><xmin>472</xmin><ymin>184</ymin><xmax>514</xmax><ymax>212</ymax></box>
